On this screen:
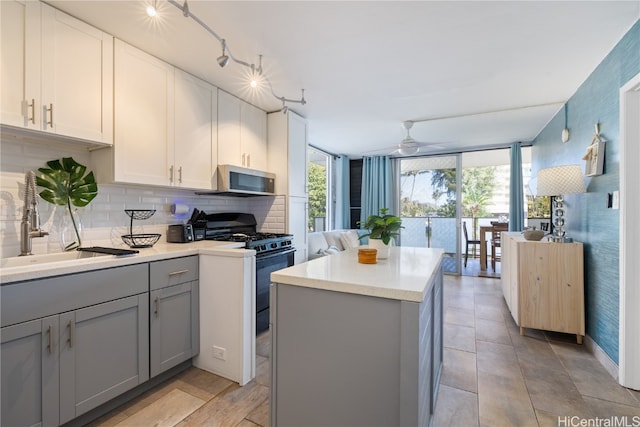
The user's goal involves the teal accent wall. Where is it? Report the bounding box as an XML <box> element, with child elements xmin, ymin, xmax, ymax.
<box><xmin>532</xmin><ymin>20</ymin><xmax>640</xmax><ymax>364</ymax></box>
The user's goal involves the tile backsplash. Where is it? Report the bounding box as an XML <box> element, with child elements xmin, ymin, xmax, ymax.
<box><xmin>0</xmin><ymin>136</ymin><xmax>285</xmax><ymax>258</ymax></box>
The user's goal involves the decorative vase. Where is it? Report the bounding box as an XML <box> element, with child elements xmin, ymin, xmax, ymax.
<box><xmin>368</xmin><ymin>238</ymin><xmax>390</xmax><ymax>259</ymax></box>
<box><xmin>59</xmin><ymin>207</ymin><xmax>83</xmax><ymax>251</ymax></box>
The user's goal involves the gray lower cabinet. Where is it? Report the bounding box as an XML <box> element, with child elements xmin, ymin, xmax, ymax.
<box><xmin>59</xmin><ymin>293</ymin><xmax>149</xmax><ymax>424</ymax></box>
<box><xmin>149</xmin><ymin>256</ymin><xmax>199</xmax><ymax>378</ymax></box>
<box><xmin>1</xmin><ymin>315</ymin><xmax>60</xmax><ymax>427</ymax></box>
<box><xmin>1</xmin><ymin>263</ymin><xmax>149</xmax><ymax>427</ymax></box>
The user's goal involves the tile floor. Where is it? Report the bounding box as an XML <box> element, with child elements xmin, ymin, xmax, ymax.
<box><xmin>90</xmin><ymin>275</ymin><xmax>640</xmax><ymax>427</ymax></box>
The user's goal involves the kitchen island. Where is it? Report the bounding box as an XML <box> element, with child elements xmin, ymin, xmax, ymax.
<box><xmin>270</xmin><ymin>246</ymin><xmax>444</xmax><ymax>427</ymax></box>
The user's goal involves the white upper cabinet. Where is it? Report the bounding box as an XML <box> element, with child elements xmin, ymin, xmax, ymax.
<box><xmin>174</xmin><ymin>69</ymin><xmax>216</xmax><ymax>190</ymax></box>
<box><xmin>217</xmin><ymin>89</ymin><xmax>267</xmax><ymax>170</ymax></box>
<box><xmin>93</xmin><ymin>40</ymin><xmax>216</xmax><ymax>190</ymax></box>
<box><xmin>0</xmin><ymin>1</ymin><xmax>113</xmax><ymax>145</ymax></box>
<box><xmin>287</xmin><ymin>112</ymin><xmax>308</xmax><ymax>198</ymax></box>
<box><xmin>217</xmin><ymin>90</ymin><xmax>242</xmax><ymax>166</ymax></box>
<box><xmin>240</xmin><ymin>102</ymin><xmax>268</xmax><ymax>171</ymax></box>
<box><xmin>1</xmin><ymin>0</ymin><xmax>29</xmax><ymax>128</ymax></box>
<box><xmin>111</xmin><ymin>39</ymin><xmax>174</xmax><ymax>186</ymax></box>
<box><xmin>268</xmin><ymin>110</ymin><xmax>309</xmax><ymax>197</ymax></box>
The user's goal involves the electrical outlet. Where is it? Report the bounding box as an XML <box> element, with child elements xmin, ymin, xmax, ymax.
<box><xmin>612</xmin><ymin>190</ymin><xmax>620</xmax><ymax>210</ymax></box>
<box><xmin>212</xmin><ymin>345</ymin><xmax>226</xmax><ymax>361</ymax></box>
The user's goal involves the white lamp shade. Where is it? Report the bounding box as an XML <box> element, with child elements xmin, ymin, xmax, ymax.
<box><xmin>536</xmin><ymin>165</ymin><xmax>586</xmax><ymax>196</ymax></box>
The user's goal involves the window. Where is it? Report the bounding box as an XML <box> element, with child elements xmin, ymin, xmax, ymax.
<box><xmin>308</xmin><ymin>148</ymin><xmax>332</xmax><ymax>231</ymax></box>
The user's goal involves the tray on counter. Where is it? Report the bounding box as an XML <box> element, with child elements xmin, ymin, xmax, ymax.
<box><xmin>77</xmin><ymin>246</ymin><xmax>139</xmax><ymax>256</ymax></box>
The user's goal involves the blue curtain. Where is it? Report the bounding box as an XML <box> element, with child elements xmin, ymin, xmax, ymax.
<box><xmin>360</xmin><ymin>156</ymin><xmax>394</xmax><ymax>226</ymax></box>
<box><xmin>509</xmin><ymin>143</ymin><xmax>525</xmax><ymax>231</ymax></box>
<box><xmin>335</xmin><ymin>155</ymin><xmax>351</xmax><ymax>229</ymax></box>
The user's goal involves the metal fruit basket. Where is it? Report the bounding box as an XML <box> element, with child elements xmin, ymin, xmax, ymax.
<box><xmin>125</xmin><ymin>209</ymin><xmax>156</xmax><ymax>220</ymax></box>
<box><xmin>121</xmin><ymin>233</ymin><xmax>161</xmax><ymax>248</ymax></box>
<box><xmin>122</xmin><ymin>209</ymin><xmax>160</xmax><ymax>248</ymax></box>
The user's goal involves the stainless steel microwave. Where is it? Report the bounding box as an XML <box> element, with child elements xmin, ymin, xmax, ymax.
<box><xmin>212</xmin><ymin>164</ymin><xmax>276</xmax><ymax>197</ymax></box>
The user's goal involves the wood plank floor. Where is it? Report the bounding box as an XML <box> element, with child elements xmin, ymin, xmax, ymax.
<box><xmin>90</xmin><ymin>275</ymin><xmax>640</xmax><ymax>426</ymax></box>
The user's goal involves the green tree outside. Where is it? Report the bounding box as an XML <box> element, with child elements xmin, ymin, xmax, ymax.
<box><xmin>308</xmin><ymin>162</ymin><xmax>327</xmax><ymax>231</ymax></box>
<box><xmin>401</xmin><ymin>167</ymin><xmax>497</xmax><ymax>226</ymax></box>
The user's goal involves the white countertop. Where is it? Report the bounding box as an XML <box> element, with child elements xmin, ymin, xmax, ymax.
<box><xmin>271</xmin><ymin>246</ymin><xmax>444</xmax><ymax>303</ymax></box>
<box><xmin>0</xmin><ymin>240</ymin><xmax>253</xmax><ymax>284</ymax></box>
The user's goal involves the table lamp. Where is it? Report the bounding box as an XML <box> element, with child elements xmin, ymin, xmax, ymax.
<box><xmin>536</xmin><ymin>165</ymin><xmax>586</xmax><ymax>242</ymax></box>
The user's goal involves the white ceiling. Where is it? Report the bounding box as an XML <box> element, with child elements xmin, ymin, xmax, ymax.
<box><xmin>48</xmin><ymin>1</ymin><xmax>639</xmax><ymax>158</ymax></box>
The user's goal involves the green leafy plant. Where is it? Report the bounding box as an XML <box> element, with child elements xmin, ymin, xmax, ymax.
<box><xmin>359</xmin><ymin>208</ymin><xmax>403</xmax><ymax>245</ymax></box>
<box><xmin>37</xmin><ymin>157</ymin><xmax>98</xmax><ymax>250</ymax></box>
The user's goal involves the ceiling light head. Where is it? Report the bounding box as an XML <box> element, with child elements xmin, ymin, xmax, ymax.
<box><xmin>217</xmin><ymin>55</ymin><xmax>229</xmax><ymax>68</ymax></box>
<box><xmin>146</xmin><ymin>4</ymin><xmax>157</xmax><ymax>17</ymax></box>
<box><xmin>249</xmin><ymin>63</ymin><xmax>261</xmax><ymax>88</ymax></box>
<box><xmin>217</xmin><ymin>40</ymin><xmax>229</xmax><ymax>68</ymax></box>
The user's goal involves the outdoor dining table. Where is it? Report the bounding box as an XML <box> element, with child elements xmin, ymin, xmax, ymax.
<box><xmin>479</xmin><ymin>223</ymin><xmax>508</xmax><ymax>271</ymax></box>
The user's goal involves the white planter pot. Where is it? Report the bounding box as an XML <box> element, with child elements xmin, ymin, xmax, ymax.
<box><xmin>368</xmin><ymin>238</ymin><xmax>390</xmax><ymax>259</ymax></box>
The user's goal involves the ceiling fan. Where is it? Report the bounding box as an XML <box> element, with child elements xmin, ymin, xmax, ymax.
<box><xmin>392</xmin><ymin>121</ymin><xmax>444</xmax><ymax>156</ymax></box>
<box><xmin>363</xmin><ymin>121</ymin><xmax>445</xmax><ymax>156</ymax></box>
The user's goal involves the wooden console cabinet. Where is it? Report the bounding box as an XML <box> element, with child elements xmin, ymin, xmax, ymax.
<box><xmin>501</xmin><ymin>232</ymin><xmax>585</xmax><ymax>343</ymax></box>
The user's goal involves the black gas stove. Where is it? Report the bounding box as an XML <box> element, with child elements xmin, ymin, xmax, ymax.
<box><xmin>208</xmin><ymin>231</ymin><xmax>294</xmax><ymax>255</ymax></box>
<box><xmin>189</xmin><ymin>210</ymin><xmax>294</xmax><ymax>256</ymax></box>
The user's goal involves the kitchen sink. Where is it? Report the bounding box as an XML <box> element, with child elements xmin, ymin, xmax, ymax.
<box><xmin>1</xmin><ymin>251</ymin><xmax>109</xmax><ymax>269</ymax></box>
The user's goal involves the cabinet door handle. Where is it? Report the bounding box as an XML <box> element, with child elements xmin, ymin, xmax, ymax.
<box><xmin>168</xmin><ymin>269</ymin><xmax>188</xmax><ymax>276</ymax></box>
<box><xmin>169</xmin><ymin>165</ymin><xmax>174</xmax><ymax>183</ymax></box>
<box><xmin>246</xmin><ymin>154</ymin><xmax>250</xmax><ymax>168</ymax></box>
<box><xmin>24</xmin><ymin>98</ymin><xmax>36</xmax><ymax>124</ymax></box>
<box><xmin>67</xmin><ymin>319</ymin><xmax>74</xmax><ymax>348</ymax></box>
<box><xmin>178</xmin><ymin>166</ymin><xmax>183</xmax><ymax>184</ymax></box>
<box><xmin>44</xmin><ymin>103</ymin><xmax>53</xmax><ymax>129</ymax></box>
<box><xmin>154</xmin><ymin>296</ymin><xmax>160</xmax><ymax>317</ymax></box>
<box><xmin>242</xmin><ymin>153</ymin><xmax>246</xmax><ymax>167</ymax></box>
<box><xmin>47</xmin><ymin>324</ymin><xmax>53</xmax><ymax>354</ymax></box>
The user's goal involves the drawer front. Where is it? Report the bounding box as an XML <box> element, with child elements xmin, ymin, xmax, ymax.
<box><xmin>1</xmin><ymin>263</ymin><xmax>148</xmax><ymax>327</ymax></box>
<box><xmin>150</xmin><ymin>256</ymin><xmax>198</xmax><ymax>290</ymax></box>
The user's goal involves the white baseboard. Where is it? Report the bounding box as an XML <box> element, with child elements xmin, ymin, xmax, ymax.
<box><xmin>584</xmin><ymin>334</ymin><xmax>618</xmax><ymax>380</ymax></box>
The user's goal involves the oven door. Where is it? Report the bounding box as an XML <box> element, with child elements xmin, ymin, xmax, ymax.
<box><xmin>255</xmin><ymin>248</ymin><xmax>295</xmax><ymax>335</ymax></box>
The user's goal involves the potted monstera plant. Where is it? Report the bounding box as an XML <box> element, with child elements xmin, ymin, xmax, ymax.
<box><xmin>359</xmin><ymin>208</ymin><xmax>403</xmax><ymax>259</ymax></box>
<box><xmin>37</xmin><ymin>157</ymin><xmax>98</xmax><ymax>251</ymax></box>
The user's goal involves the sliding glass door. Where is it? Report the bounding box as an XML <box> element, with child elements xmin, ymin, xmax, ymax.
<box><xmin>398</xmin><ymin>155</ymin><xmax>461</xmax><ymax>274</ymax></box>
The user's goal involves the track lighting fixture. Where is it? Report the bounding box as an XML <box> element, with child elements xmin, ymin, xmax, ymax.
<box><xmin>217</xmin><ymin>39</ymin><xmax>229</xmax><ymax>68</ymax></box>
<box><xmin>165</xmin><ymin>0</ymin><xmax>306</xmax><ymax>110</ymax></box>
<box><xmin>275</xmin><ymin>89</ymin><xmax>306</xmax><ymax>111</ymax></box>
<box><xmin>181</xmin><ymin>0</ymin><xmax>189</xmax><ymax>17</ymax></box>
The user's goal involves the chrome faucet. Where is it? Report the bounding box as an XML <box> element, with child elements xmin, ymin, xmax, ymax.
<box><xmin>20</xmin><ymin>171</ymin><xmax>48</xmax><ymax>256</ymax></box>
